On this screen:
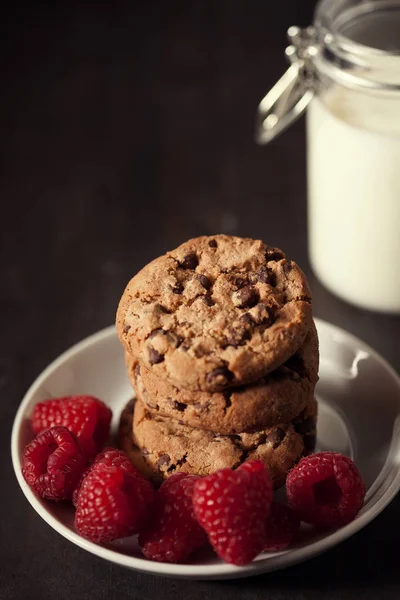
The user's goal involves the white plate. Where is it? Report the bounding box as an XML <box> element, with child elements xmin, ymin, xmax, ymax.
<box><xmin>11</xmin><ymin>319</ymin><xmax>400</xmax><ymax>580</ymax></box>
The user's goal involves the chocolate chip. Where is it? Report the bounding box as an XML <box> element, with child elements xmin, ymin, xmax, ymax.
<box><xmin>180</xmin><ymin>253</ymin><xmax>198</xmax><ymax>270</ymax></box>
<box><xmin>199</xmin><ymin>274</ymin><xmax>212</xmax><ymax>290</ymax></box>
<box><xmin>282</xmin><ymin>261</ymin><xmax>293</xmax><ymax>274</ymax></box>
<box><xmin>148</xmin><ymin>328</ymin><xmax>181</xmax><ymax>350</ymax></box>
<box><xmin>266</xmin><ymin>248</ymin><xmax>285</xmax><ymax>262</ymax></box>
<box><xmin>233</xmin><ymin>276</ymin><xmax>248</xmax><ymax>289</ymax></box>
<box><xmin>225</xmin><ymin>327</ymin><xmax>251</xmax><ymax>348</ymax></box>
<box><xmin>123</xmin><ymin>324</ymin><xmax>131</xmax><ymax>333</ymax></box>
<box><xmin>256</xmin><ymin>268</ymin><xmax>267</xmax><ymax>283</ymax></box>
<box><xmin>170</xmin><ymin>400</ymin><xmax>187</xmax><ymax>412</ymax></box>
<box><xmin>254</xmin><ymin>303</ymin><xmax>275</xmax><ymax>326</ymax></box>
<box><xmin>240</xmin><ymin>313</ymin><xmax>256</xmax><ymax>326</ymax></box>
<box><xmin>234</xmin><ymin>286</ymin><xmax>259</xmax><ymax>309</ymax></box>
<box><xmin>149</xmin><ymin>328</ymin><xmax>166</xmax><ymax>339</ymax></box>
<box><xmin>257</xmin><ymin>266</ymin><xmax>276</xmax><ymax>286</ymax></box>
<box><xmin>172</xmin><ymin>282</ymin><xmax>184</xmax><ymax>294</ymax></box>
<box><xmin>266</xmin><ymin>428</ymin><xmax>286</xmax><ymax>449</ymax></box>
<box><xmin>134</xmin><ymin>364</ymin><xmax>141</xmax><ymax>377</ymax></box>
<box><xmin>240</xmin><ymin>328</ymin><xmax>252</xmax><ymax>342</ymax></box>
<box><xmin>202</xmin><ymin>294</ymin><xmax>215</xmax><ymax>306</ymax></box>
<box><xmin>206</xmin><ymin>366</ymin><xmax>233</xmax><ymax>387</ymax></box>
<box><xmin>208</xmin><ymin>239</ymin><xmax>217</xmax><ymax>248</ymax></box>
<box><xmin>157</xmin><ymin>454</ymin><xmax>170</xmax><ymax>468</ymax></box>
<box><xmin>157</xmin><ymin>304</ymin><xmax>171</xmax><ymax>314</ymax></box>
<box><xmin>294</xmin><ymin>418</ymin><xmax>315</xmax><ymax>435</ymax></box>
<box><xmin>304</xmin><ymin>433</ymin><xmax>316</xmax><ymax>452</ymax></box>
<box><xmin>148</xmin><ymin>347</ymin><xmax>164</xmax><ymax>364</ymax></box>
<box><xmin>169</xmin><ymin>331</ymin><xmax>183</xmax><ymax>349</ymax></box>
<box><xmin>194</xmin><ymin>345</ymin><xmax>206</xmax><ymax>358</ymax></box>
<box><xmin>175</xmin><ymin>335</ymin><xmax>184</xmax><ymax>348</ymax></box>
<box><xmin>177</xmin><ymin>453</ymin><xmax>188</xmax><ymax>466</ymax></box>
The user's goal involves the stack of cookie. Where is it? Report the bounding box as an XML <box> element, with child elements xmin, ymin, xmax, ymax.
<box><xmin>117</xmin><ymin>235</ymin><xmax>319</xmax><ymax>488</ymax></box>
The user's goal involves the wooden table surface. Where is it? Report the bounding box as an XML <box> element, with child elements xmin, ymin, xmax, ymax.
<box><xmin>1</xmin><ymin>1</ymin><xmax>399</xmax><ymax>598</ymax></box>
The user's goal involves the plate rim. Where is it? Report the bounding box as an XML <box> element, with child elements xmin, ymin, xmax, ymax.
<box><xmin>11</xmin><ymin>318</ymin><xmax>400</xmax><ymax>580</ymax></box>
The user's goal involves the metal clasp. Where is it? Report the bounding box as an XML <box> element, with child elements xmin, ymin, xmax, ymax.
<box><xmin>256</xmin><ymin>26</ymin><xmax>318</xmax><ymax>144</ymax></box>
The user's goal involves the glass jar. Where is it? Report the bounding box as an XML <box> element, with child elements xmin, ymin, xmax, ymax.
<box><xmin>257</xmin><ymin>0</ymin><xmax>400</xmax><ymax>314</ymax></box>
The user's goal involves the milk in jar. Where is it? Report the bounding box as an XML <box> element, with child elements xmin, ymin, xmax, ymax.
<box><xmin>307</xmin><ymin>90</ymin><xmax>400</xmax><ymax>312</ymax></box>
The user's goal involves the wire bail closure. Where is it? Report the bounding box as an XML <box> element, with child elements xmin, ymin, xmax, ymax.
<box><xmin>256</xmin><ymin>26</ymin><xmax>318</xmax><ymax>144</ymax></box>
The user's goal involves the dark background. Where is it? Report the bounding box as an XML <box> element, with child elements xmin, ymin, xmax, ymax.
<box><xmin>1</xmin><ymin>1</ymin><xmax>399</xmax><ymax>598</ymax></box>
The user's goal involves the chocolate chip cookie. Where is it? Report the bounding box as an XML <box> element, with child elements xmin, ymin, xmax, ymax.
<box><xmin>126</xmin><ymin>322</ymin><xmax>319</xmax><ymax>434</ymax></box>
<box><xmin>119</xmin><ymin>396</ymin><xmax>317</xmax><ymax>489</ymax></box>
<box><xmin>116</xmin><ymin>235</ymin><xmax>312</xmax><ymax>392</ymax></box>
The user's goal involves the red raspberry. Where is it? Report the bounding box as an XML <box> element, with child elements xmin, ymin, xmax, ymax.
<box><xmin>193</xmin><ymin>460</ymin><xmax>273</xmax><ymax>566</ymax></box>
<box><xmin>286</xmin><ymin>452</ymin><xmax>366</xmax><ymax>527</ymax></box>
<box><xmin>72</xmin><ymin>448</ymin><xmax>146</xmax><ymax>507</ymax></box>
<box><xmin>22</xmin><ymin>426</ymin><xmax>87</xmax><ymax>501</ymax></box>
<box><xmin>74</xmin><ymin>462</ymin><xmax>155</xmax><ymax>543</ymax></box>
<box><xmin>31</xmin><ymin>395</ymin><xmax>112</xmax><ymax>458</ymax></box>
<box><xmin>263</xmin><ymin>502</ymin><xmax>300</xmax><ymax>552</ymax></box>
<box><xmin>91</xmin><ymin>448</ymin><xmax>142</xmax><ymax>474</ymax></box>
<box><xmin>139</xmin><ymin>473</ymin><xmax>208</xmax><ymax>563</ymax></box>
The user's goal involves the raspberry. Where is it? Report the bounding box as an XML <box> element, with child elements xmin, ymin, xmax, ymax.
<box><xmin>74</xmin><ymin>461</ymin><xmax>155</xmax><ymax>543</ymax></box>
<box><xmin>72</xmin><ymin>448</ymin><xmax>146</xmax><ymax>507</ymax></box>
<box><xmin>193</xmin><ymin>460</ymin><xmax>273</xmax><ymax>565</ymax></box>
<box><xmin>31</xmin><ymin>395</ymin><xmax>112</xmax><ymax>458</ymax></box>
<box><xmin>263</xmin><ymin>502</ymin><xmax>300</xmax><ymax>552</ymax></box>
<box><xmin>139</xmin><ymin>473</ymin><xmax>208</xmax><ymax>563</ymax></box>
<box><xmin>22</xmin><ymin>426</ymin><xmax>87</xmax><ymax>501</ymax></box>
<box><xmin>286</xmin><ymin>452</ymin><xmax>366</xmax><ymax>527</ymax></box>
<box><xmin>91</xmin><ymin>448</ymin><xmax>142</xmax><ymax>474</ymax></box>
